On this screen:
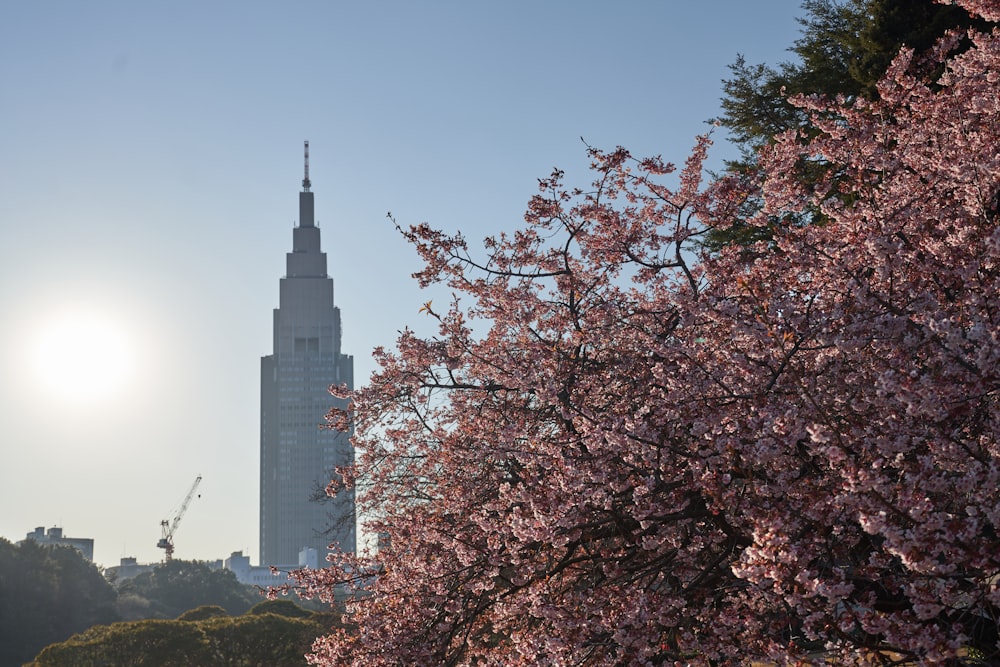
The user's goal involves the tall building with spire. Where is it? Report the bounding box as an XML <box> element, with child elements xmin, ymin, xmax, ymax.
<box><xmin>260</xmin><ymin>142</ymin><xmax>355</xmax><ymax>566</ymax></box>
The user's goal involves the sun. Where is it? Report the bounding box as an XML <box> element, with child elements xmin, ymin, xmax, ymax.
<box><xmin>30</xmin><ymin>312</ymin><xmax>135</xmax><ymax>404</ymax></box>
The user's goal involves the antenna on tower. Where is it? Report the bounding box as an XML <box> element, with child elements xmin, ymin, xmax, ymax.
<box><xmin>302</xmin><ymin>141</ymin><xmax>311</xmax><ymax>192</ymax></box>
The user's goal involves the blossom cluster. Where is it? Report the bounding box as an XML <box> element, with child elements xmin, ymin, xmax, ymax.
<box><xmin>290</xmin><ymin>2</ymin><xmax>1000</xmax><ymax>664</ymax></box>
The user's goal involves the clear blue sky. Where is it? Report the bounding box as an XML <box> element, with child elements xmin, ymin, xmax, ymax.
<box><xmin>0</xmin><ymin>1</ymin><xmax>803</xmax><ymax>567</ymax></box>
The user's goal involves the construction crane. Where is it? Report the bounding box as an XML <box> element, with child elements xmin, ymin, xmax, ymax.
<box><xmin>157</xmin><ymin>475</ymin><xmax>202</xmax><ymax>562</ymax></box>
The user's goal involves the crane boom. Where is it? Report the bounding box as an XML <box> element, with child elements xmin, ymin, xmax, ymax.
<box><xmin>157</xmin><ymin>475</ymin><xmax>202</xmax><ymax>561</ymax></box>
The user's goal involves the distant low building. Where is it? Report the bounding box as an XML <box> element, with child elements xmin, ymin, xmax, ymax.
<box><xmin>105</xmin><ymin>556</ymin><xmax>157</xmax><ymax>582</ymax></box>
<box><xmin>21</xmin><ymin>526</ymin><xmax>94</xmax><ymax>562</ymax></box>
<box><xmin>106</xmin><ymin>556</ymin><xmax>224</xmax><ymax>583</ymax></box>
<box><xmin>224</xmin><ymin>548</ymin><xmax>319</xmax><ymax>587</ymax></box>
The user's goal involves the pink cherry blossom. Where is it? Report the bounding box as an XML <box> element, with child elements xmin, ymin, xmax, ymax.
<box><xmin>288</xmin><ymin>2</ymin><xmax>1000</xmax><ymax>664</ymax></box>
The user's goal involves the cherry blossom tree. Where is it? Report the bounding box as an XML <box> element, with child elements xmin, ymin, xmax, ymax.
<box><xmin>289</xmin><ymin>2</ymin><xmax>1000</xmax><ymax>663</ymax></box>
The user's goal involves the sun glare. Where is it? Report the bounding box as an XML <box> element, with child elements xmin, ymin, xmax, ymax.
<box><xmin>30</xmin><ymin>313</ymin><xmax>135</xmax><ymax>404</ymax></box>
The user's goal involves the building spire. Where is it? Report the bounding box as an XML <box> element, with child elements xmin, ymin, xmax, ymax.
<box><xmin>302</xmin><ymin>140</ymin><xmax>311</xmax><ymax>192</ymax></box>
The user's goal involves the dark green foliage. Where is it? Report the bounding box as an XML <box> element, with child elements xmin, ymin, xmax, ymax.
<box><xmin>247</xmin><ymin>599</ymin><xmax>312</xmax><ymax>618</ymax></box>
<box><xmin>29</xmin><ymin>620</ymin><xmax>210</xmax><ymax>667</ymax></box>
<box><xmin>27</xmin><ymin>605</ymin><xmax>337</xmax><ymax>667</ymax></box>
<box><xmin>115</xmin><ymin>559</ymin><xmax>260</xmax><ymax>620</ymax></box>
<box><xmin>0</xmin><ymin>544</ymin><xmax>318</xmax><ymax>665</ymax></box>
<box><xmin>708</xmin><ymin>0</ymin><xmax>987</xmax><ymax>250</ymax></box>
<box><xmin>200</xmin><ymin>614</ymin><xmax>324</xmax><ymax>667</ymax></box>
<box><xmin>176</xmin><ymin>604</ymin><xmax>230</xmax><ymax>621</ymax></box>
<box><xmin>0</xmin><ymin>538</ymin><xmax>119</xmax><ymax>667</ymax></box>
<box><xmin>719</xmin><ymin>0</ymin><xmax>984</xmax><ymax>150</ymax></box>
<box><xmin>851</xmin><ymin>0</ymin><xmax>987</xmax><ymax>91</ymax></box>
<box><xmin>719</xmin><ymin>0</ymin><xmax>867</xmax><ymax>152</ymax></box>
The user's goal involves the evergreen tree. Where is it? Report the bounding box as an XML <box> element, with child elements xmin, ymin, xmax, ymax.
<box><xmin>0</xmin><ymin>538</ymin><xmax>119</xmax><ymax>666</ymax></box>
<box><xmin>114</xmin><ymin>559</ymin><xmax>260</xmax><ymax>620</ymax></box>
<box><xmin>708</xmin><ymin>0</ymin><xmax>986</xmax><ymax>250</ymax></box>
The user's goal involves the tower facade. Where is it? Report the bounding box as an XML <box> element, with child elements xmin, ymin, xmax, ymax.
<box><xmin>260</xmin><ymin>143</ymin><xmax>355</xmax><ymax>566</ymax></box>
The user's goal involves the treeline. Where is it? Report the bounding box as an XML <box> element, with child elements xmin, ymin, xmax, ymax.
<box><xmin>26</xmin><ymin>600</ymin><xmax>340</xmax><ymax>667</ymax></box>
<box><xmin>0</xmin><ymin>538</ymin><xmax>118</xmax><ymax>666</ymax></box>
<box><xmin>0</xmin><ymin>538</ymin><xmax>329</xmax><ymax>667</ymax></box>
<box><xmin>113</xmin><ymin>557</ymin><xmax>261</xmax><ymax>621</ymax></box>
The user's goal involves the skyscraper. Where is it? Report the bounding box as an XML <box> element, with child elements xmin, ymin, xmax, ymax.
<box><xmin>260</xmin><ymin>142</ymin><xmax>355</xmax><ymax>566</ymax></box>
